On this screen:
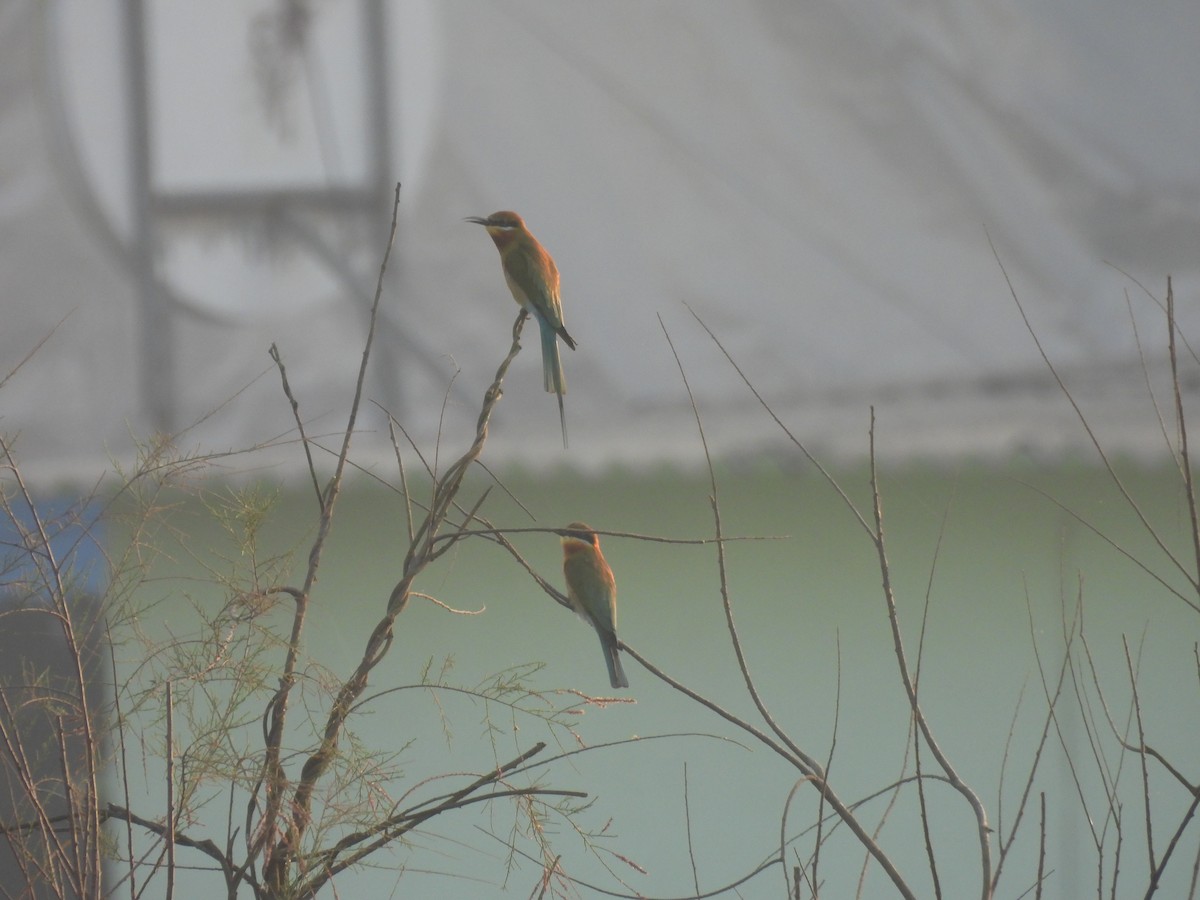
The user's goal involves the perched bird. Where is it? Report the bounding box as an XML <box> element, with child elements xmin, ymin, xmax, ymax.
<box><xmin>561</xmin><ymin>521</ymin><xmax>629</xmax><ymax>689</ymax></box>
<box><xmin>466</xmin><ymin>210</ymin><xmax>576</xmax><ymax>448</ymax></box>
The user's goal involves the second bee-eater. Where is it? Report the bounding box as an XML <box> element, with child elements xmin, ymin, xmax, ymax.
<box><xmin>561</xmin><ymin>522</ymin><xmax>629</xmax><ymax>689</ymax></box>
<box><xmin>466</xmin><ymin>210</ymin><xmax>576</xmax><ymax>448</ymax></box>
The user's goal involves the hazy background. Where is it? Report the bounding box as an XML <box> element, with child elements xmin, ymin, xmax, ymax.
<box><xmin>2</xmin><ymin>0</ymin><xmax>1198</xmax><ymax>476</ymax></box>
<box><xmin>1</xmin><ymin>2</ymin><xmax>1198</xmax><ymax>898</ymax></box>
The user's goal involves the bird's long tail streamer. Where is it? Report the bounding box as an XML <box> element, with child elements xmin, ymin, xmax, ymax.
<box><xmin>541</xmin><ymin>321</ymin><xmax>568</xmax><ymax>449</ymax></box>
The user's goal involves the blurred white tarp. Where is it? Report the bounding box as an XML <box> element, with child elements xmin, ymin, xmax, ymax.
<box><xmin>3</xmin><ymin>0</ymin><xmax>1199</xmax><ymax>483</ymax></box>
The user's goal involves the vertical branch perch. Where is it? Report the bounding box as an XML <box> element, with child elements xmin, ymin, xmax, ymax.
<box><xmin>258</xmin><ymin>183</ymin><xmax>402</xmax><ymax>887</ymax></box>
<box><xmin>263</xmin><ymin>303</ymin><xmax>529</xmax><ymax>894</ymax></box>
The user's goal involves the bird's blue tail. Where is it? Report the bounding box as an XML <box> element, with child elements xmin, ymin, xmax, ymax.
<box><xmin>598</xmin><ymin>630</ymin><xmax>629</xmax><ymax>689</ymax></box>
<box><xmin>539</xmin><ymin>320</ymin><xmax>568</xmax><ymax>448</ymax></box>
<box><xmin>540</xmin><ymin>320</ymin><xmax>565</xmax><ymax>396</ymax></box>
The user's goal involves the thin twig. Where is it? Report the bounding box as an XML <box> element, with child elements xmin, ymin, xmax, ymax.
<box><xmin>1147</xmin><ymin>791</ymin><xmax>1200</xmax><ymax>898</ymax></box>
<box><xmin>0</xmin><ymin>309</ymin><xmax>75</xmax><ymax>392</ymax></box>
<box><xmin>914</xmin><ymin>476</ymin><xmax>956</xmax><ymax>900</ymax></box>
<box><xmin>385</xmin><ymin>417</ymin><xmax>416</xmax><ymax>543</ymax></box>
<box><xmin>1122</xmin><ymin>289</ymin><xmax>1176</xmax><ymax>473</ymax></box>
<box><xmin>1166</xmin><ymin>279</ymin><xmax>1200</xmax><ymax>596</ymax></box>
<box><xmin>106</xmin><ymin>625</ymin><xmax>139</xmax><ymax>900</ymax></box>
<box><xmin>53</xmin><ymin>716</ymin><xmax>83</xmax><ymax>898</ymax></box>
<box><xmin>473</xmin><ymin>459</ymin><xmax>539</xmax><ymax>522</ymax></box>
<box><xmin>304</xmin><ymin>744</ymin><xmax>569</xmax><ymax>892</ymax></box>
<box><xmin>781</xmin><ymin>777</ymin><xmax>816</xmax><ymax>899</ymax></box>
<box><xmin>1106</xmin><ymin>263</ymin><xmax>1200</xmax><ymax>366</ymax></box>
<box><xmin>684</xmin><ymin>304</ymin><xmax>873</xmax><ymax>537</ymax></box>
<box><xmin>535</xmin><ymin>854</ymin><xmax>562</xmax><ymax>900</ymax></box>
<box><xmin>868</xmin><ymin>408</ymin><xmax>992</xmax><ymax>899</ymax></box>
<box><xmin>991</xmin><ymin>585</ymin><xmax>1068</xmax><ymax>893</ymax></box>
<box><xmin>859</xmin><ymin>720</ymin><xmax>913</xmax><ymax>900</ymax></box>
<box><xmin>429</xmin><ymin>525</ymin><xmax>777</xmax><ymax>547</ymax></box>
<box><xmin>1014</xmin><ymin>478</ymin><xmax>1198</xmax><ymax>613</ymax></box>
<box><xmin>1036</xmin><ymin>793</ymin><xmax>1046</xmax><ymax>900</ymax></box>
<box><xmin>1123</xmin><ymin>637</ymin><xmax>1155</xmax><ymax>879</ymax></box>
<box><xmin>268</xmin><ymin>343</ymin><xmax>323</xmax><ymax>511</ymax></box>
<box><xmin>684</xmin><ymin>762</ymin><xmax>701</xmax><ymax>895</ymax></box>
<box><xmin>813</xmin><ymin>631</ymin><xmax>842</xmax><ymax>896</ymax></box>
<box><xmin>658</xmin><ymin>314</ymin><xmax>814</xmax><ymax>769</ymax></box>
<box><xmin>993</xmin><ymin>240</ymin><xmax>1198</xmax><ymax>597</ymax></box>
<box><xmin>619</xmin><ymin>642</ymin><xmax>802</xmax><ymax>769</ymax></box>
<box><xmin>493</xmin><ymin>826</ymin><xmax>781</xmax><ymax>900</ymax></box>
<box><xmin>165</xmin><ymin>681</ymin><xmax>175</xmax><ymax>900</ymax></box>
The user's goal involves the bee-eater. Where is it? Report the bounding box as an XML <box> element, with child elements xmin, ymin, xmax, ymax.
<box><xmin>466</xmin><ymin>211</ymin><xmax>576</xmax><ymax>448</ymax></box>
<box><xmin>561</xmin><ymin>521</ymin><xmax>629</xmax><ymax>689</ymax></box>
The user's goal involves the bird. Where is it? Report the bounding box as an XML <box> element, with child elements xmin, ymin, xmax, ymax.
<box><xmin>560</xmin><ymin>521</ymin><xmax>629</xmax><ymax>689</ymax></box>
<box><xmin>466</xmin><ymin>210</ymin><xmax>576</xmax><ymax>448</ymax></box>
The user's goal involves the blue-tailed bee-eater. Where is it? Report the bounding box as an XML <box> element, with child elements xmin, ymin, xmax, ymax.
<box><xmin>466</xmin><ymin>211</ymin><xmax>576</xmax><ymax>448</ymax></box>
<box><xmin>561</xmin><ymin>522</ymin><xmax>629</xmax><ymax>689</ymax></box>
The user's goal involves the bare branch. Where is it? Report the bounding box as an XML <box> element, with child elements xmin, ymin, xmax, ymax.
<box><xmin>268</xmin><ymin>342</ymin><xmax>323</xmax><ymax>510</ymax></box>
<box><xmin>1166</xmin><ymin>278</ymin><xmax>1200</xmax><ymax>595</ymax></box>
<box><xmin>260</xmin><ymin>182</ymin><xmax>403</xmax><ymax>889</ymax></box>
<box><xmin>993</xmin><ymin>240</ymin><xmax>1198</xmax><ymax>598</ymax></box>
<box><xmin>0</xmin><ymin>310</ymin><xmax>75</xmax><ymax>393</ymax></box>
<box><xmin>867</xmin><ymin>409</ymin><xmax>992</xmax><ymax>898</ymax></box>
<box><xmin>684</xmin><ymin>303</ymin><xmax>873</xmax><ymax>538</ymax></box>
<box><xmin>274</xmin><ymin>301</ymin><xmax>530</xmax><ymax>895</ymax></box>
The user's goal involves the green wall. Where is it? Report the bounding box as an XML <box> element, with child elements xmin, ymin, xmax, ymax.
<box><xmin>114</xmin><ymin>460</ymin><xmax>1197</xmax><ymax>898</ymax></box>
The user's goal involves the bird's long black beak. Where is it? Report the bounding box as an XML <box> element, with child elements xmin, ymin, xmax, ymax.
<box><xmin>464</xmin><ymin>216</ymin><xmax>489</xmax><ymax>226</ymax></box>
